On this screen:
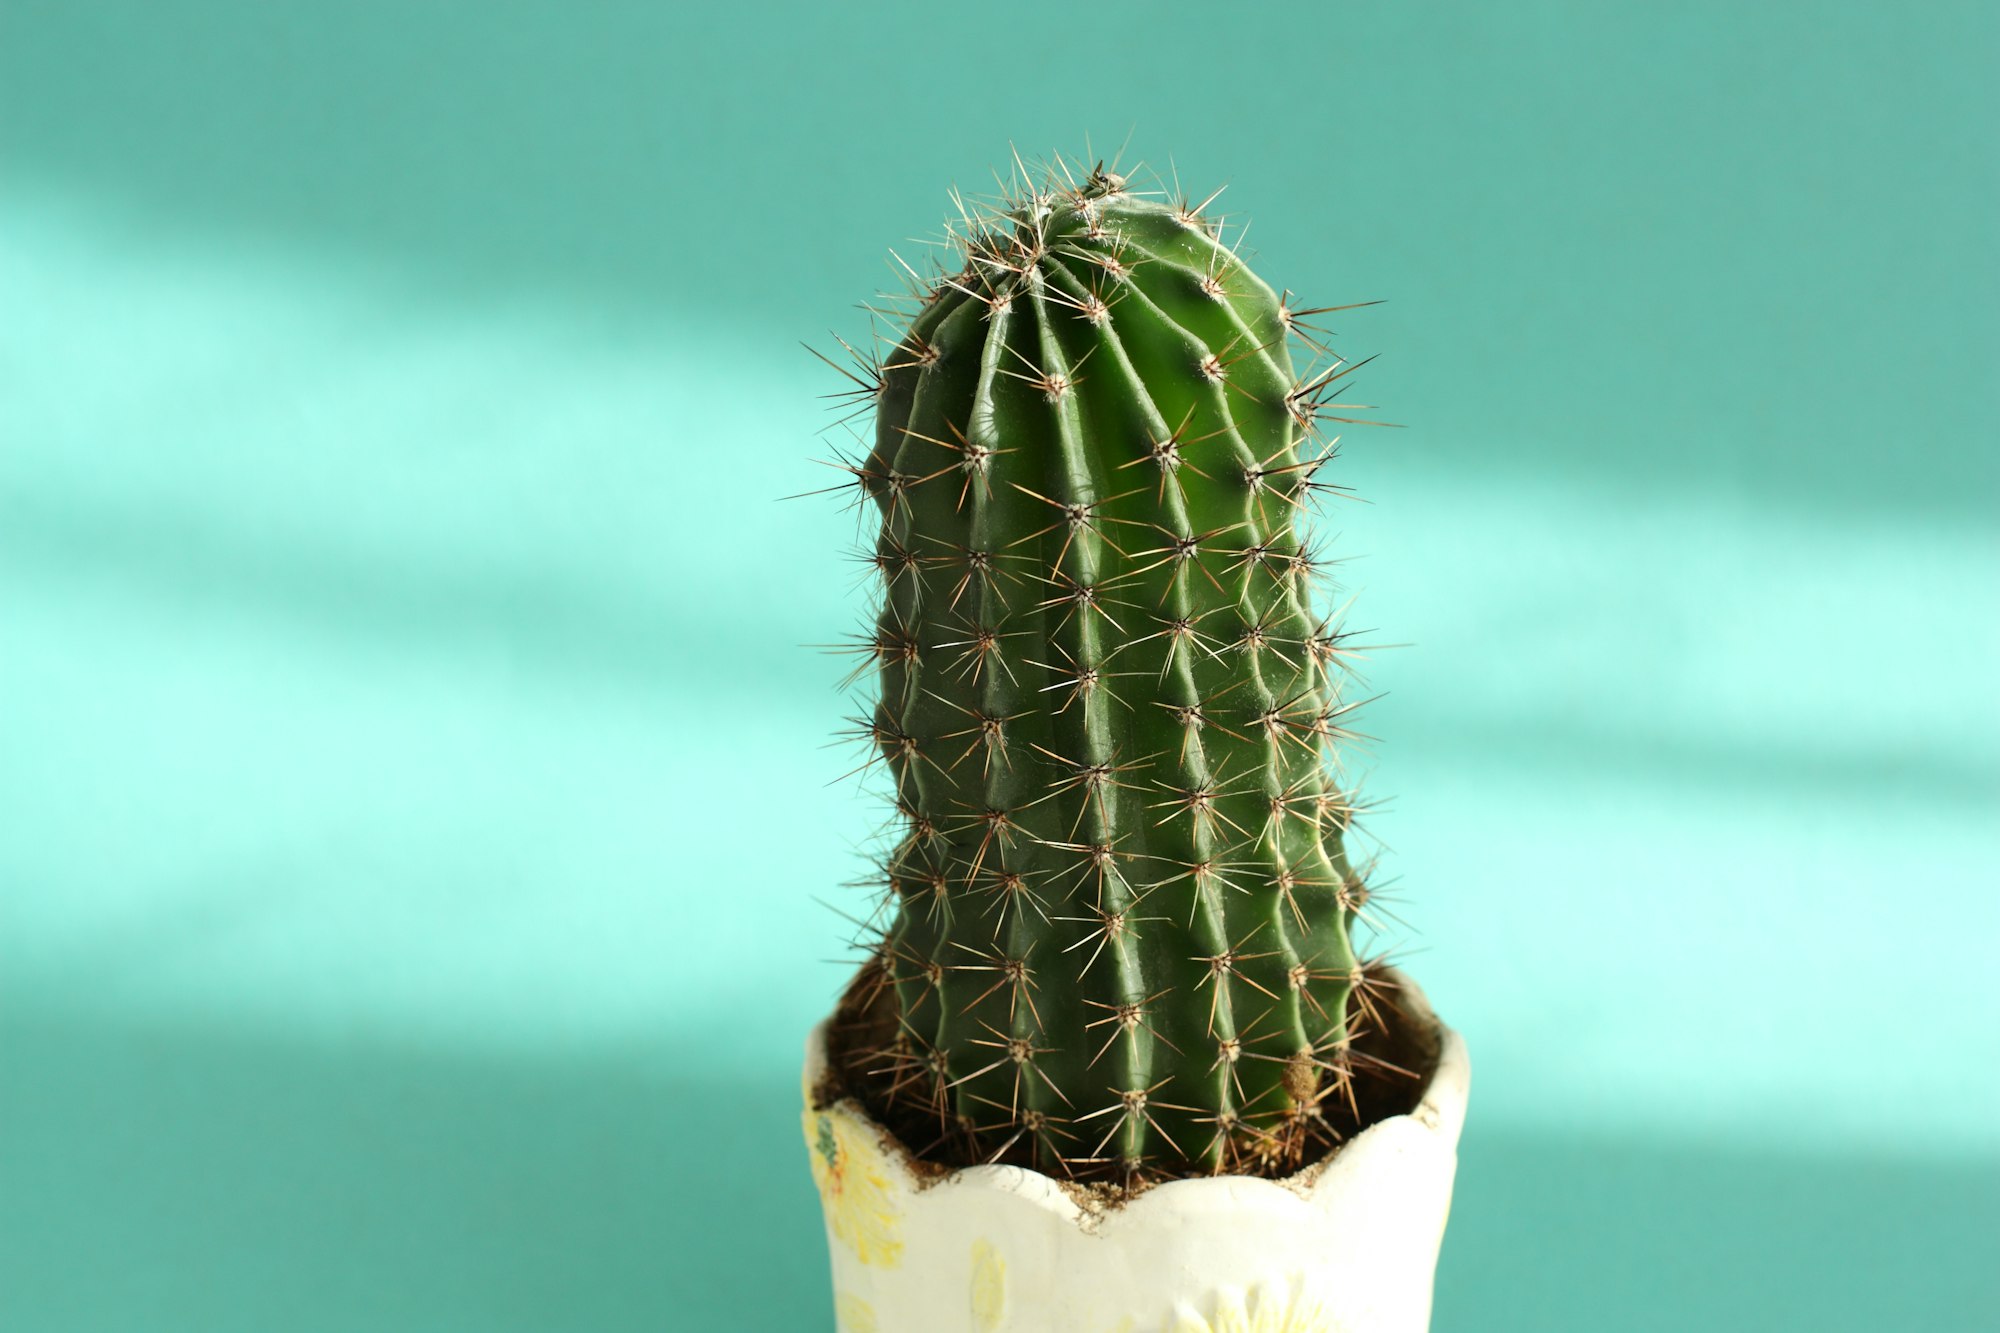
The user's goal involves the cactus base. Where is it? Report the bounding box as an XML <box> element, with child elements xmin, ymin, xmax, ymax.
<box><xmin>804</xmin><ymin>972</ymin><xmax>1467</xmax><ymax>1333</ymax></box>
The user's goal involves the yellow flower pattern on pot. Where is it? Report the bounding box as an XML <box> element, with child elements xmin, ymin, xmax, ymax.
<box><xmin>804</xmin><ymin>1105</ymin><xmax>904</xmax><ymax>1268</ymax></box>
<box><xmin>1163</xmin><ymin>1276</ymin><xmax>1345</xmax><ymax>1333</ymax></box>
<box><xmin>834</xmin><ymin>1292</ymin><xmax>879</xmax><ymax>1333</ymax></box>
<box><xmin>969</xmin><ymin>1237</ymin><xmax>1007</xmax><ymax>1330</ymax></box>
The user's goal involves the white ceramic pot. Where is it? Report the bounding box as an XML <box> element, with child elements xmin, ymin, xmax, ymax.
<box><xmin>802</xmin><ymin>993</ymin><xmax>1468</xmax><ymax>1333</ymax></box>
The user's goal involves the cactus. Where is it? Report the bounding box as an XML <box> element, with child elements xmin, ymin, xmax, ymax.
<box><xmin>818</xmin><ymin>153</ymin><xmax>1401</xmax><ymax>1184</ymax></box>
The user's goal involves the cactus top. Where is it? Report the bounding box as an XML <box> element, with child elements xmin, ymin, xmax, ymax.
<box><xmin>833</xmin><ymin>160</ymin><xmax>1389</xmax><ymax>1183</ymax></box>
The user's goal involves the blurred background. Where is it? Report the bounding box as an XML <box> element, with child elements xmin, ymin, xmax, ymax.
<box><xmin>3</xmin><ymin>1</ymin><xmax>1995</xmax><ymax>1328</ymax></box>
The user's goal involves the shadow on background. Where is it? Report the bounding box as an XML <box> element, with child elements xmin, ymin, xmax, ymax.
<box><xmin>0</xmin><ymin>1011</ymin><xmax>829</xmax><ymax>1332</ymax></box>
<box><xmin>5</xmin><ymin>480</ymin><xmax>1992</xmax><ymax>806</ymax></box>
<box><xmin>1438</xmin><ymin>1123</ymin><xmax>1999</xmax><ymax>1331</ymax></box>
<box><xmin>0</xmin><ymin>0</ymin><xmax>960</xmax><ymax>323</ymax></box>
<box><xmin>4</xmin><ymin>1009</ymin><xmax>1993</xmax><ymax>1332</ymax></box>
<box><xmin>6</xmin><ymin>0</ymin><xmax>1995</xmax><ymax>510</ymax></box>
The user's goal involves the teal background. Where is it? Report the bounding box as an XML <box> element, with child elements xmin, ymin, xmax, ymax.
<box><xmin>3</xmin><ymin>1</ymin><xmax>1996</xmax><ymax>1329</ymax></box>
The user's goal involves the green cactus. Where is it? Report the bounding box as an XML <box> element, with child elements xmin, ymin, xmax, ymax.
<box><xmin>820</xmin><ymin>153</ymin><xmax>1398</xmax><ymax>1183</ymax></box>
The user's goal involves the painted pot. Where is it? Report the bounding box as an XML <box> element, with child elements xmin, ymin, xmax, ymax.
<box><xmin>801</xmin><ymin>987</ymin><xmax>1468</xmax><ymax>1333</ymax></box>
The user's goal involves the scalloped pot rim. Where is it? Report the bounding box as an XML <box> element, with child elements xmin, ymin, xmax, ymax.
<box><xmin>803</xmin><ymin>987</ymin><xmax>1469</xmax><ymax>1333</ymax></box>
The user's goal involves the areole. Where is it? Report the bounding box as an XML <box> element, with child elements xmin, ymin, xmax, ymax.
<box><xmin>803</xmin><ymin>975</ymin><xmax>1468</xmax><ymax>1333</ymax></box>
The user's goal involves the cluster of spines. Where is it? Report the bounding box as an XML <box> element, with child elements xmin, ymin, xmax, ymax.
<box><xmin>811</xmin><ymin>151</ymin><xmax>1403</xmax><ymax>1184</ymax></box>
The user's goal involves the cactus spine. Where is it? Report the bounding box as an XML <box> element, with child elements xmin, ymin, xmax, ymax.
<box><xmin>825</xmin><ymin>155</ymin><xmax>1390</xmax><ymax>1183</ymax></box>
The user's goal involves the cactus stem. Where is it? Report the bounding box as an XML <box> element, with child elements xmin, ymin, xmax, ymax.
<box><xmin>817</xmin><ymin>153</ymin><xmax>1412</xmax><ymax>1182</ymax></box>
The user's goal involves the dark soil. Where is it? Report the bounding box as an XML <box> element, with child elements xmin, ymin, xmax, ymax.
<box><xmin>816</xmin><ymin>957</ymin><xmax>1443</xmax><ymax>1200</ymax></box>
